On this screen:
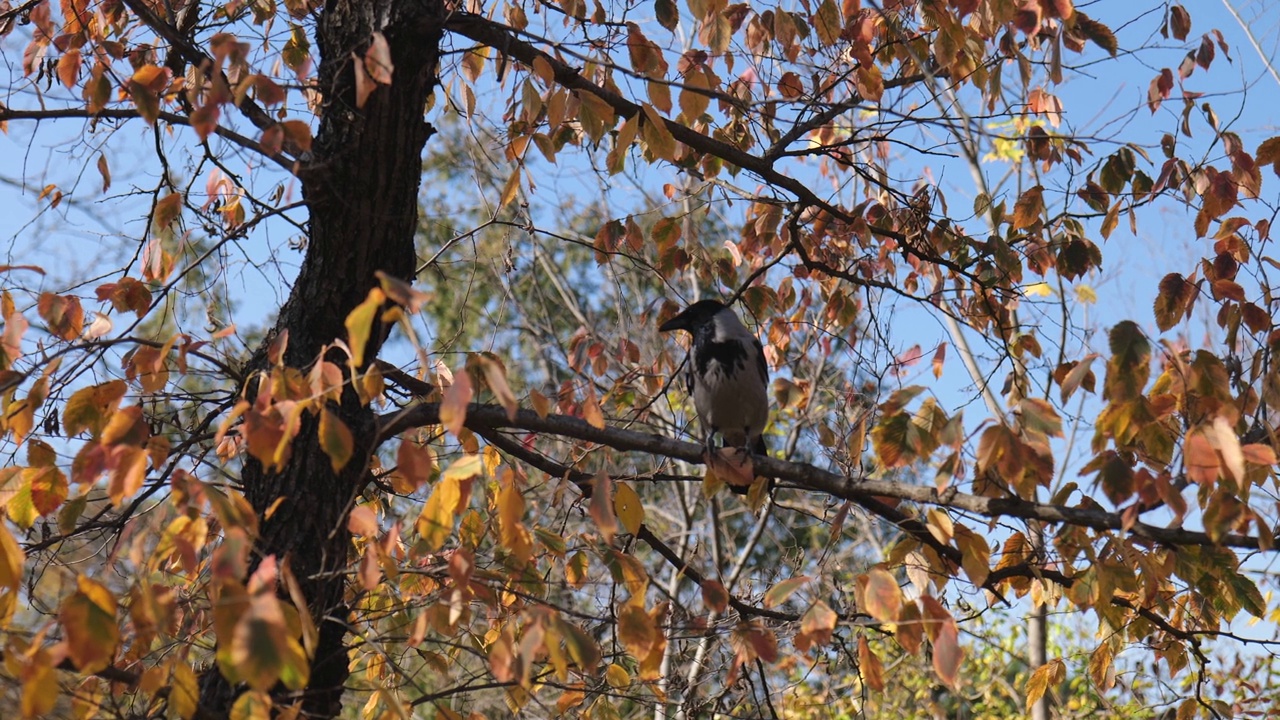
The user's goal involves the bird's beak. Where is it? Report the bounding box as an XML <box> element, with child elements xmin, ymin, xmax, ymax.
<box><xmin>658</xmin><ymin>312</ymin><xmax>687</xmax><ymax>333</ymax></box>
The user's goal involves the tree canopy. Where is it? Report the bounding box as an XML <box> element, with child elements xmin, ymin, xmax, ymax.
<box><xmin>1</xmin><ymin>0</ymin><xmax>1279</xmax><ymax>717</ymax></box>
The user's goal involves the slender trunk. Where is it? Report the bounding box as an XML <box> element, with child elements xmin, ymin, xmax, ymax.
<box><xmin>198</xmin><ymin>1</ymin><xmax>445</xmax><ymax>716</ymax></box>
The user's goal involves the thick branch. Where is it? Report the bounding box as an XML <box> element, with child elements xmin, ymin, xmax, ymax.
<box><xmin>378</xmin><ymin>403</ymin><xmax>1267</xmax><ymax>552</ymax></box>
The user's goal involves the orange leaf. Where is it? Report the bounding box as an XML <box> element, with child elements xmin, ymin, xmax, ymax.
<box><xmin>476</xmin><ymin>354</ymin><xmax>518</xmax><ymax>421</ymax></box>
<box><xmin>439</xmin><ymin>369</ymin><xmax>472</xmax><ymax>437</ymax></box>
<box><xmin>858</xmin><ymin>636</ymin><xmax>884</xmax><ymax>691</ymax></box>
<box><xmin>396</xmin><ymin>437</ymin><xmax>435</xmax><ymax>492</ymax></box>
<box><xmin>37</xmin><ymin>292</ymin><xmax>84</xmax><ymax>341</ymax></box>
<box><xmin>1012</xmin><ymin>185</ymin><xmax>1045</xmax><ymax>229</ymax></box>
<box><xmin>581</xmin><ymin>387</ymin><xmax>605</xmax><ymax>429</ymax></box>
<box><xmin>861</xmin><ymin>567</ymin><xmax>903</xmax><ymax>622</ymax></box>
<box><xmin>617</xmin><ymin>604</ymin><xmax>656</xmax><ymax>659</ymax></box>
<box><xmin>932</xmin><ymin>616</ymin><xmax>964</xmax><ymax>689</ymax></box>
<box><xmin>794</xmin><ymin>600</ymin><xmax>837</xmax><ymax>653</ymax></box>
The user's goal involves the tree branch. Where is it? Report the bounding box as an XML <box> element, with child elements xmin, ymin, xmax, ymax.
<box><xmin>378</xmin><ymin>402</ymin><xmax>1269</xmax><ymax>552</ymax></box>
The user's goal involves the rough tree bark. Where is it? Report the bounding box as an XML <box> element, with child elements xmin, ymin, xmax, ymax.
<box><xmin>197</xmin><ymin>0</ymin><xmax>445</xmax><ymax>716</ymax></box>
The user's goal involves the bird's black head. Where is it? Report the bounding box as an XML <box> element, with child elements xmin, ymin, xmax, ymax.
<box><xmin>658</xmin><ymin>299</ymin><xmax>729</xmax><ymax>333</ymax></box>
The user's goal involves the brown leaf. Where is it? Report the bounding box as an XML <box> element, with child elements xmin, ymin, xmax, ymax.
<box><xmin>1012</xmin><ymin>185</ymin><xmax>1045</xmax><ymax>229</ymax></box>
<box><xmin>701</xmin><ymin>579</ymin><xmax>729</xmax><ymax>613</ymax></box>
<box><xmin>588</xmin><ymin>472</ymin><xmax>617</xmax><ymax>543</ymax></box>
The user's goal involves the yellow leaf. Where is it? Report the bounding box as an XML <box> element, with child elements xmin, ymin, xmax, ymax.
<box><xmin>763</xmin><ymin>575</ymin><xmax>810</xmax><ymax>609</ymax></box>
<box><xmin>318</xmin><ymin>407</ymin><xmax>354</xmax><ymax>472</ymax></box>
<box><xmin>497</xmin><ymin>482</ymin><xmax>533</xmax><ymax>563</ymax></box>
<box><xmin>343</xmin><ymin>288</ymin><xmax>385</xmax><ymax>368</ymax></box>
<box><xmin>640</xmin><ymin>103</ymin><xmax>676</xmax><ymax>161</ymax></box>
<box><xmin>1075</xmin><ymin>284</ymin><xmax>1098</xmax><ymax>303</ymax></box>
<box><xmin>1024</xmin><ymin>281</ymin><xmax>1054</xmax><ymax>297</ymax></box>
<box><xmin>613</xmin><ymin>481</ymin><xmax>643</xmax><ymax>535</ymax></box>
<box><xmin>605</xmin><ymin>662</ymin><xmax>630</xmax><ymax>689</ymax></box>
<box><xmin>169</xmin><ymin>662</ymin><xmax>199</xmax><ymax>720</ymax></box>
<box><xmin>230</xmin><ymin>689</ymin><xmax>272</xmax><ymax>720</ymax></box>
<box><xmin>60</xmin><ymin>575</ymin><xmax>120</xmax><ymax>673</ymax></box>
<box><xmin>1026</xmin><ymin>658</ymin><xmax>1066</xmax><ymax>707</ymax></box>
<box><xmin>499</xmin><ymin>168</ymin><xmax>521</xmax><ymax>209</ymax></box>
<box><xmin>0</xmin><ymin>521</ymin><xmax>24</xmax><ymax>591</ymax></box>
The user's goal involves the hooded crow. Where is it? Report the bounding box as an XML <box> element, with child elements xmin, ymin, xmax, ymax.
<box><xmin>659</xmin><ymin>300</ymin><xmax>769</xmax><ymax>492</ymax></box>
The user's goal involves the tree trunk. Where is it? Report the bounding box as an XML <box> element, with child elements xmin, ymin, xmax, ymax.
<box><xmin>198</xmin><ymin>0</ymin><xmax>445</xmax><ymax>716</ymax></box>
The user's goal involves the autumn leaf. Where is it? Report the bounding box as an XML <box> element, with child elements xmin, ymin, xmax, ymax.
<box><xmin>497</xmin><ymin>480</ymin><xmax>533</xmax><ymax>563</ymax></box>
<box><xmin>763</xmin><ymin>575</ymin><xmax>810</xmax><ymax>609</ymax></box>
<box><xmin>1012</xmin><ymin>185</ymin><xmax>1045</xmax><ymax>229</ymax></box>
<box><xmin>0</xmin><ymin>521</ymin><xmax>24</xmax><ymax>591</ymax></box>
<box><xmin>344</xmin><ymin>288</ymin><xmax>384</xmax><ymax>368</ymax></box>
<box><xmin>794</xmin><ymin>600</ymin><xmax>837</xmax><ymax>653</ymax></box>
<box><xmin>60</xmin><ymin>575</ymin><xmax>120</xmax><ymax>673</ymax></box>
<box><xmin>439</xmin><ymin>368</ymin><xmax>473</xmax><ymax>437</ymax></box>
<box><xmin>318</xmin><ymin>407</ymin><xmax>354</xmax><ymax>472</ymax></box>
<box><xmin>613</xmin><ymin>481</ymin><xmax>643</xmax><ymax>535</ymax></box>
<box><xmin>701</xmin><ymin>579</ymin><xmax>729</xmax><ymax>613</ymax></box>
<box><xmin>63</xmin><ymin>380</ymin><xmax>128</xmax><ymax>437</ymax></box>
<box><xmin>347</xmin><ymin>505</ymin><xmax>377</xmax><ymax>537</ymax></box>
<box><xmin>617</xmin><ymin>604</ymin><xmax>656</xmax><ymax>659</ymax></box>
<box><xmin>365</xmin><ymin>31</ymin><xmax>394</xmax><ymax>85</ymax></box>
<box><xmin>932</xmin><ymin>615</ymin><xmax>963</xmax><ymax>689</ymax></box>
<box><xmin>589</xmin><ymin>472</ymin><xmax>617</xmax><ymax>543</ymax></box>
<box><xmin>1026</xmin><ymin>658</ymin><xmax>1066</xmax><ymax>706</ymax></box>
<box><xmin>861</xmin><ymin>567</ymin><xmax>903</xmax><ymax>622</ymax></box>
<box><xmin>475</xmin><ymin>353</ymin><xmax>518</xmax><ymax>421</ymax></box>
<box><xmin>37</xmin><ymin>292</ymin><xmax>84</xmax><ymax>341</ymax></box>
<box><xmin>858</xmin><ymin>636</ymin><xmax>885</xmax><ymax>691</ymax></box>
